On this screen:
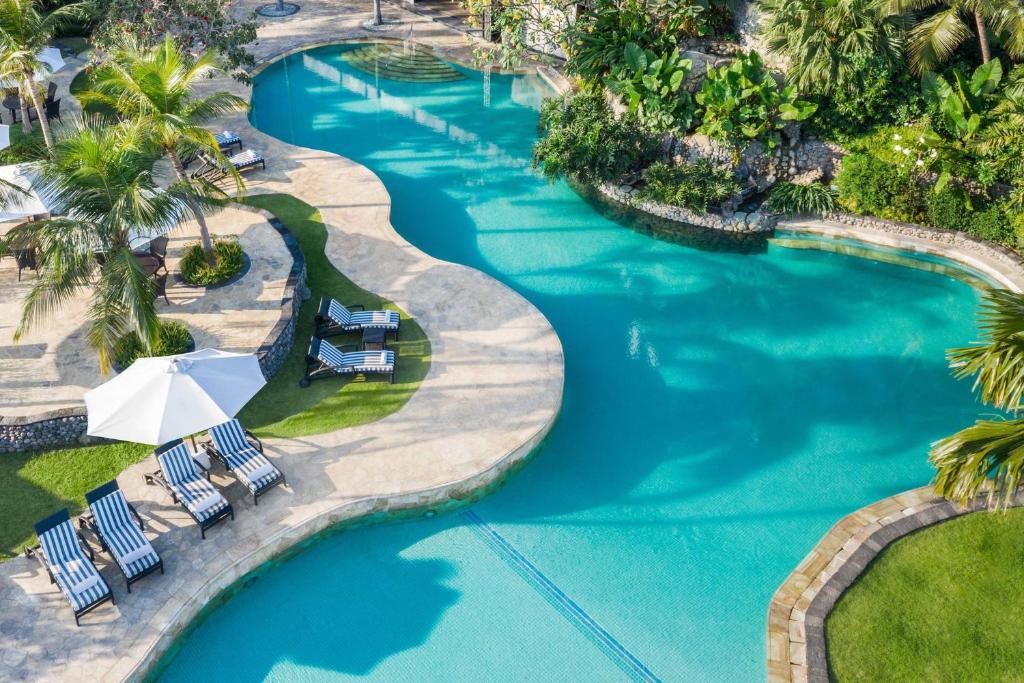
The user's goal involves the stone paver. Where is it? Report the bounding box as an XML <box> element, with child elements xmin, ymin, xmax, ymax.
<box><xmin>0</xmin><ymin>203</ymin><xmax>292</xmax><ymax>417</ymax></box>
<box><xmin>0</xmin><ymin>3</ymin><xmax>563</xmax><ymax>682</ymax></box>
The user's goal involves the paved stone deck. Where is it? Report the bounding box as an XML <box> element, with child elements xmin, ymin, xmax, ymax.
<box><xmin>0</xmin><ymin>4</ymin><xmax>563</xmax><ymax>681</ymax></box>
<box><xmin>0</xmin><ymin>206</ymin><xmax>292</xmax><ymax>417</ymax></box>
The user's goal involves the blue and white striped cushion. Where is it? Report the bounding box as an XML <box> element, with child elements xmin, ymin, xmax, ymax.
<box><xmin>327</xmin><ymin>299</ymin><xmax>399</xmax><ymax>331</ymax></box>
<box><xmin>90</xmin><ymin>489</ymin><xmax>159</xmax><ymax>579</ymax></box>
<box><xmin>210</xmin><ymin>419</ymin><xmax>249</xmax><ymax>455</ymax></box>
<box><xmin>221</xmin><ymin>447</ymin><xmax>281</xmax><ymax>494</ymax></box>
<box><xmin>214</xmin><ymin>131</ymin><xmax>240</xmax><ymax>148</ymax></box>
<box><xmin>229</xmin><ymin>149</ymin><xmax>263</xmax><ymax>170</ymax></box>
<box><xmin>157</xmin><ymin>444</ymin><xmax>230</xmax><ymax>522</ymax></box>
<box><xmin>317</xmin><ymin>340</ymin><xmax>395</xmax><ymax>374</ymax></box>
<box><xmin>38</xmin><ymin>521</ymin><xmax>109</xmax><ymax>611</ymax></box>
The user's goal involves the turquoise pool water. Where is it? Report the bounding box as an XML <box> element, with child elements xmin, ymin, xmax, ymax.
<box><xmin>158</xmin><ymin>45</ymin><xmax>985</xmax><ymax>681</ymax></box>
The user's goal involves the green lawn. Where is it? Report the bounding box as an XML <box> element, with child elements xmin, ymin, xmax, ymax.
<box><xmin>826</xmin><ymin>508</ymin><xmax>1024</xmax><ymax>682</ymax></box>
<box><xmin>0</xmin><ymin>193</ymin><xmax>430</xmax><ymax>560</ymax></box>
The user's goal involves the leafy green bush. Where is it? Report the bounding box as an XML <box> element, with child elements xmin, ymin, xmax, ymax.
<box><xmin>764</xmin><ymin>181</ymin><xmax>838</xmax><ymax>216</ymax></box>
<box><xmin>607</xmin><ymin>43</ymin><xmax>693</xmax><ymax>133</ymax></box>
<box><xmin>695</xmin><ymin>51</ymin><xmax>817</xmax><ymax>151</ymax></box>
<box><xmin>180</xmin><ymin>239</ymin><xmax>244</xmax><ymax>287</ymax></box>
<box><xmin>113</xmin><ymin>319</ymin><xmax>193</xmax><ymax>369</ymax></box>
<box><xmin>924</xmin><ymin>188</ymin><xmax>971</xmax><ymax>232</ymax></box>
<box><xmin>532</xmin><ymin>93</ymin><xmax>659</xmax><ymax>183</ymax></box>
<box><xmin>636</xmin><ymin>160</ymin><xmax>740</xmax><ymax>213</ymax></box>
<box><xmin>968</xmin><ymin>205</ymin><xmax>1010</xmax><ymax>242</ymax></box>
<box><xmin>835</xmin><ymin>153</ymin><xmax>923</xmax><ymax>221</ymax></box>
<box><xmin>811</xmin><ymin>55</ymin><xmax>925</xmax><ymax>142</ymax></box>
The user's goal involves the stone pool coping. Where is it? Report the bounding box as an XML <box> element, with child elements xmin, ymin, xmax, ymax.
<box><xmin>766</xmin><ymin>487</ymin><xmax>1024</xmax><ymax>683</ymax></box>
<box><xmin>0</xmin><ymin>5</ymin><xmax>563</xmax><ymax>681</ymax></box>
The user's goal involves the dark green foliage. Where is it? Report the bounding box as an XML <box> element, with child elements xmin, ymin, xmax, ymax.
<box><xmin>925</xmin><ymin>188</ymin><xmax>971</xmax><ymax>231</ymax></box>
<box><xmin>835</xmin><ymin>153</ymin><xmax>923</xmax><ymax>221</ymax></box>
<box><xmin>179</xmin><ymin>239</ymin><xmax>244</xmax><ymax>286</ymax></box>
<box><xmin>607</xmin><ymin>43</ymin><xmax>694</xmax><ymax>132</ymax></box>
<box><xmin>812</xmin><ymin>54</ymin><xmax>925</xmax><ymax>142</ymax></box>
<box><xmin>968</xmin><ymin>205</ymin><xmax>1011</xmax><ymax>241</ymax></box>
<box><xmin>636</xmin><ymin>160</ymin><xmax>740</xmax><ymax>213</ymax></box>
<box><xmin>113</xmin><ymin>318</ymin><xmax>192</xmax><ymax>368</ymax></box>
<box><xmin>764</xmin><ymin>181</ymin><xmax>838</xmax><ymax>216</ymax></box>
<box><xmin>532</xmin><ymin>93</ymin><xmax>659</xmax><ymax>183</ymax></box>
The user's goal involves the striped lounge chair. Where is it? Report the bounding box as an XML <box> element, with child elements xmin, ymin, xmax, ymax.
<box><xmin>148</xmin><ymin>439</ymin><xmax>234</xmax><ymax>539</ymax></box>
<box><xmin>205</xmin><ymin>419</ymin><xmax>286</xmax><ymax>505</ymax></box>
<box><xmin>25</xmin><ymin>509</ymin><xmax>113</xmax><ymax>625</ymax></box>
<box><xmin>191</xmin><ymin>148</ymin><xmax>265</xmax><ymax>181</ymax></box>
<box><xmin>300</xmin><ymin>337</ymin><xmax>396</xmax><ymax>387</ymax></box>
<box><xmin>314</xmin><ymin>296</ymin><xmax>400</xmax><ymax>339</ymax></box>
<box><xmin>213</xmin><ymin>130</ymin><xmax>243</xmax><ymax>153</ymax></box>
<box><xmin>81</xmin><ymin>479</ymin><xmax>163</xmax><ymax>593</ymax></box>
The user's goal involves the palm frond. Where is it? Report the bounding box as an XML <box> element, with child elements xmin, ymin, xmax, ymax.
<box><xmin>931</xmin><ymin>418</ymin><xmax>1024</xmax><ymax>508</ymax></box>
<box><xmin>908</xmin><ymin>8</ymin><xmax>972</xmax><ymax>74</ymax></box>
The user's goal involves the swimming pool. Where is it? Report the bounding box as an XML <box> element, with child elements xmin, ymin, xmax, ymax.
<box><xmin>157</xmin><ymin>44</ymin><xmax>985</xmax><ymax>681</ymax></box>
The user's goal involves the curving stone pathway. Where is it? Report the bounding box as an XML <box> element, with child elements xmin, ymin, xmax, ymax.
<box><xmin>0</xmin><ymin>4</ymin><xmax>563</xmax><ymax>681</ymax></box>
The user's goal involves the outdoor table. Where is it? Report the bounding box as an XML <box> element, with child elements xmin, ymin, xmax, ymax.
<box><xmin>3</xmin><ymin>93</ymin><xmax>20</xmax><ymax>122</ymax></box>
<box><xmin>361</xmin><ymin>327</ymin><xmax>387</xmax><ymax>351</ymax></box>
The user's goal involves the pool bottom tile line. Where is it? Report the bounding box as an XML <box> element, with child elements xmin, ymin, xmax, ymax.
<box><xmin>462</xmin><ymin>510</ymin><xmax>661</xmax><ymax>683</ymax></box>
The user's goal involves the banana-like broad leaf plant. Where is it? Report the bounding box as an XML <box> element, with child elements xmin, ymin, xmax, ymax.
<box><xmin>607</xmin><ymin>42</ymin><xmax>694</xmax><ymax>133</ymax></box>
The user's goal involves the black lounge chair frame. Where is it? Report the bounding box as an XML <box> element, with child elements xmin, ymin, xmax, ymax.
<box><xmin>24</xmin><ymin>509</ymin><xmax>114</xmax><ymax>626</ymax></box>
<box><xmin>300</xmin><ymin>336</ymin><xmax>395</xmax><ymax>388</ymax></box>
<box><xmin>79</xmin><ymin>479</ymin><xmax>164</xmax><ymax>593</ymax></box>
<box><xmin>313</xmin><ymin>297</ymin><xmax>400</xmax><ymax>341</ymax></box>
<box><xmin>144</xmin><ymin>439</ymin><xmax>234</xmax><ymax>539</ymax></box>
<box><xmin>190</xmin><ymin>151</ymin><xmax>265</xmax><ymax>182</ymax></box>
<box><xmin>200</xmin><ymin>429</ymin><xmax>286</xmax><ymax>506</ymax></box>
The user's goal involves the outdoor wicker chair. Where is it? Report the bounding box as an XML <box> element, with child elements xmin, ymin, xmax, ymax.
<box><xmin>314</xmin><ymin>296</ymin><xmax>400</xmax><ymax>339</ymax></box>
<box><xmin>146</xmin><ymin>439</ymin><xmax>233</xmax><ymax>539</ymax></box>
<box><xmin>204</xmin><ymin>419</ymin><xmax>285</xmax><ymax>505</ymax></box>
<box><xmin>300</xmin><ymin>337</ymin><xmax>396</xmax><ymax>387</ymax></box>
<box><xmin>24</xmin><ymin>509</ymin><xmax>113</xmax><ymax>625</ymax></box>
<box><xmin>80</xmin><ymin>479</ymin><xmax>163</xmax><ymax>593</ymax></box>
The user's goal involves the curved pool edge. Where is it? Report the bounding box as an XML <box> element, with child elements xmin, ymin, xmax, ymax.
<box><xmin>766</xmin><ymin>487</ymin><xmax>1024</xmax><ymax>683</ymax></box>
<box><xmin>0</xmin><ymin>19</ymin><xmax>565</xmax><ymax>683</ymax></box>
<box><xmin>778</xmin><ymin>217</ymin><xmax>1024</xmax><ymax>293</ymax></box>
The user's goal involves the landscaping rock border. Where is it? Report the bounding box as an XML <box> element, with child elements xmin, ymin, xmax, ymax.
<box><xmin>767</xmin><ymin>487</ymin><xmax>1024</xmax><ymax>683</ymax></box>
<box><xmin>0</xmin><ymin>204</ymin><xmax>308</xmax><ymax>454</ymax></box>
<box><xmin>599</xmin><ymin>181</ymin><xmax>776</xmax><ymax>233</ymax></box>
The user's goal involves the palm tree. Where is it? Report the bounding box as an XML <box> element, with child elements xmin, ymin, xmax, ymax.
<box><xmin>0</xmin><ymin>0</ymin><xmax>84</xmax><ymax>147</ymax></box>
<box><xmin>880</xmin><ymin>0</ymin><xmax>1024</xmax><ymax>73</ymax></box>
<box><xmin>759</xmin><ymin>0</ymin><xmax>908</xmax><ymax>94</ymax></box>
<box><xmin>930</xmin><ymin>288</ymin><xmax>1024</xmax><ymax>508</ymax></box>
<box><xmin>0</xmin><ymin>118</ymin><xmax>191</xmax><ymax>373</ymax></box>
<box><xmin>81</xmin><ymin>36</ymin><xmax>248</xmax><ymax>264</ymax></box>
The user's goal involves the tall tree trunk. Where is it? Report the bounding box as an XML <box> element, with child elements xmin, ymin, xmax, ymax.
<box><xmin>373</xmin><ymin>0</ymin><xmax>382</xmax><ymax>25</ymax></box>
<box><xmin>23</xmin><ymin>74</ymin><xmax>53</xmax><ymax>150</ymax></box>
<box><xmin>17</xmin><ymin>82</ymin><xmax>31</xmax><ymax>135</ymax></box>
<box><xmin>975</xmin><ymin>10</ymin><xmax>992</xmax><ymax>63</ymax></box>
<box><xmin>168</xmin><ymin>149</ymin><xmax>216</xmax><ymax>265</ymax></box>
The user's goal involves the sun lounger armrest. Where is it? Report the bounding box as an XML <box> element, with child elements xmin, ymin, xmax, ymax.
<box><xmin>75</xmin><ymin>527</ymin><xmax>96</xmax><ymax>561</ymax></box>
<box><xmin>244</xmin><ymin>429</ymin><xmax>263</xmax><ymax>453</ymax></box>
<box><xmin>127</xmin><ymin>503</ymin><xmax>145</xmax><ymax>531</ymax></box>
<box><xmin>346</xmin><ymin>303</ymin><xmax>365</xmax><ymax>311</ymax></box>
<box><xmin>315</xmin><ymin>296</ymin><xmax>330</xmax><ymax>324</ymax></box>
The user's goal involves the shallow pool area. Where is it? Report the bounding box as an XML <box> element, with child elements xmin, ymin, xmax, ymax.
<box><xmin>156</xmin><ymin>44</ymin><xmax>986</xmax><ymax>682</ymax></box>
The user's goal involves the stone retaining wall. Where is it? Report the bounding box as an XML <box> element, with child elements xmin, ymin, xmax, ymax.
<box><xmin>0</xmin><ymin>206</ymin><xmax>308</xmax><ymax>454</ymax></box>
<box><xmin>599</xmin><ymin>181</ymin><xmax>775</xmax><ymax>233</ymax></box>
<box><xmin>767</xmin><ymin>488</ymin><xmax>1024</xmax><ymax>683</ymax></box>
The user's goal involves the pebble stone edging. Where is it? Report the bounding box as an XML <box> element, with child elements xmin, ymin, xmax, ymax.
<box><xmin>599</xmin><ymin>182</ymin><xmax>776</xmax><ymax>233</ymax></box>
<box><xmin>767</xmin><ymin>487</ymin><xmax>1024</xmax><ymax>683</ymax></box>
<box><xmin>0</xmin><ymin>204</ymin><xmax>308</xmax><ymax>454</ymax></box>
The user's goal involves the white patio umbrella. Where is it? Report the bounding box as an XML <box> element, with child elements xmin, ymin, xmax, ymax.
<box><xmin>84</xmin><ymin>348</ymin><xmax>267</xmax><ymax>446</ymax></box>
<box><xmin>0</xmin><ymin>162</ymin><xmax>50</xmax><ymax>227</ymax></box>
<box><xmin>0</xmin><ymin>47</ymin><xmax>66</xmax><ymax>88</ymax></box>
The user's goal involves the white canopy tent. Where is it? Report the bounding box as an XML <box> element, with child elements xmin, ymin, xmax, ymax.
<box><xmin>85</xmin><ymin>349</ymin><xmax>267</xmax><ymax>446</ymax></box>
<box><xmin>0</xmin><ymin>162</ymin><xmax>50</xmax><ymax>230</ymax></box>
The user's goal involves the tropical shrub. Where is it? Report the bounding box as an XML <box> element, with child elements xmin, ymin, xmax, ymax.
<box><xmin>922</xmin><ymin>60</ymin><xmax>1003</xmax><ymax>142</ymax></box>
<box><xmin>694</xmin><ymin>51</ymin><xmax>817</xmax><ymax>152</ymax></box>
<box><xmin>113</xmin><ymin>319</ymin><xmax>193</xmax><ymax>369</ymax></box>
<box><xmin>532</xmin><ymin>93</ymin><xmax>659</xmax><ymax>183</ymax></box>
<box><xmin>757</xmin><ymin>0</ymin><xmax>906</xmax><ymax>94</ymax></box>
<box><xmin>811</xmin><ymin>54</ymin><xmax>925</xmax><ymax>141</ymax></box>
<box><xmin>763</xmin><ymin>181</ymin><xmax>838</xmax><ymax>216</ymax></box>
<box><xmin>834</xmin><ymin>153</ymin><xmax>923</xmax><ymax>221</ymax></box>
<box><xmin>607</xmin><ymin>43</ymin><xmax>694</xmax><ymax>133</ymax></box>
<box><xmin>636</xmin><ymin>160</ymin><xmax>740</xmax><ymax>213</ymax></box>
<box><xmin>968</xmin><ymin>204</ymin><xmax>1011</xmax><ymax>242</ymax></box>
<box><xmin>924</xmin><ymin>187</ymin><xmax>972</xmax><ymax>231</ymax></box>
<box><xmin>567</xmin><ymin>0</ymin><xmax>697</xmax><ymax>82</ymax></box>
<box><xmin>179</xmin><ymin>239</ymin><xmax>244</xmax><ymax>286</ymax></box>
